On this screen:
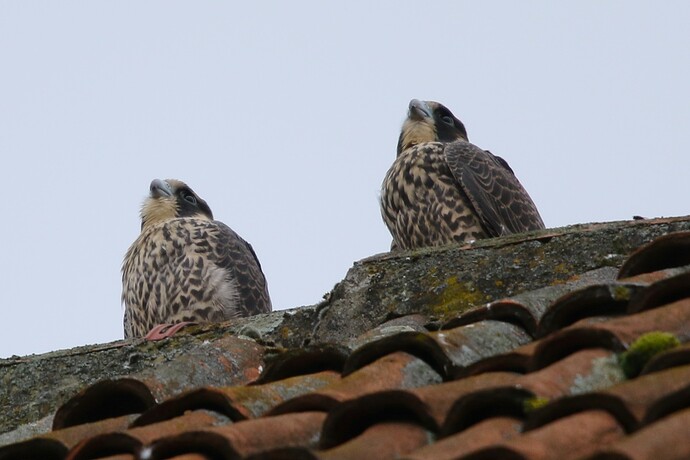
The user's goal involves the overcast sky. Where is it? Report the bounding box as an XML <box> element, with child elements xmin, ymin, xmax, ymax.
<box><xmin>1</xmin><ymin>2</ymin><xmax>689</xmax><ymax>358</ymax></box>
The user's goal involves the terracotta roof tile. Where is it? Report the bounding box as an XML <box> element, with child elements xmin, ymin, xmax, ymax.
<box><xmin>404</xmin><ymin>416</ymin><xmax>523</xmax><ymax>460</ymax></box>
<box><xmin>0</xmin><ymin>415</ymin><xmax>135</xmax><ymax>460</ymax></box>
<box><xmin>6</xmin><ymin>221</ymin><xmax>690</xmax><ymax>459</ymax></box>
<box><xmin>53</xmin><ymin>379</ymin><xmax>155</xmax><ymax>430</ymax></box>
<box><xmin>319</xmin><ymin>421</ymin><xmax>432</xmax><ymax>460</ymax></box>
<box><xmin>517</xmin><ymin>348</ymin><xmax>622</xmax><ymax>397</ymax></box>
<box><xmin>572</xmin><ymin>297</ymin><xmax>690</xmax><ymax>347</ymax></box>
<box><xmin>641</xmin><ymin>342</ymin><xmax>690</xmax><ymax>374</ymax></box>
<box><xmin>536</xmin><ymin>282</ymin><xmax>644</xmax><ymax>338</ymax></box>
<box><xmin>617</xmin><ymin>231</ymin><xmax>690</xmax><ymax>278</ymax></box>
<box><xmin>618</xmin><ymin>264</ymin><xmax>690</xmax><ymax>286</ymax></box>
<box><xmin>136</xmin><ymin>412</ymin><xmax>326</xmax><ymax>460</ymax></box>
<box><xmin>65</xmin><ymin>411</ymin><xmax>223</xmax><ymax>460</ymax></box>
<box><xmin>513</xmin><ymin>295</ymin><xmax>690</xmax><ymax>375</ymax></box>
<box><xmin>135</xmin><ymin>370</ymin><xmax>340</xmax><ymax>425</ymax></box>
<box><xmin>446</xmin><ymin>298</ymin><xmax>539</xmax><ymax>336</ymax></box>
<box><xmin>376</xmin><ymin>372</ymin><xmax>523</xmax><ymax>430</ymax></box>
<box><xmin>526</xmin><ymin>364</ymin><xmax>690</xmax><ymax>432</ymax></box>
<box><xmin>136</xmin><ymin>431</ymin><xmax>236</xmax><ymax>460</ymax></box>
<box><xmin>207</xmin><ymin>411</ymin><xmax>326</xmax><ymax>457</ymax></box>
<box><xmin>433</xmin><ymin>321</ymin><xmax>532</xmax><ymax>370</ymax></box>
<box><xmin>271</xmin><ymin>352</ymin><xmax>441</xmax><ymax>415</ymax></box>
<box><xmin>345</xmin><ymin>320</ymin><xmax>532</xmax><ymax>378</ymax></box>
<box><xmin>464</xmin><ymin>339</ymin><xmax>537</xmax><ymax>375</ymax></box>
<box><xmin>471</xmin><ymin>325</ymin><xmax>622</xmax><ymax>377</ymax></box>
<box><xmin>342</xmin><ymin>331</ymin><xmax>448</xmax><ymax>377</ymax></box>
<box><xmin>470</xmin><ymin>410</ymin><xmax>625</xmax><ymax>460</ymax></box>
<box><xmin>126</xmin><ymin>334</ymin><xmax>266</xmax><ymax>401</ymax></box>
<box><xmin>347</xmin><ymin>314</ymin><xmax>430</xmax><ymax>350</ymax></box>
<box><xmin>587</xmin><ymin>407</ymin><xmax>690</xmax><ymax>460</ymax></box>
<box><xmin>256</xmin><ymin>345</ymin><xmax>348</xmax><ymax>384</ymax></box>
<box><xmin>625</xmin><ymin>270</ymin><xmax>690</xmax><ymax>313</ymax></box>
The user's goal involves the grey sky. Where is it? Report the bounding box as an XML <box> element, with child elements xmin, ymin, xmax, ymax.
<box><xmin>1</xmin><ymin>2</ymin><xmax>689</xmax><ymax>358</ymax></box>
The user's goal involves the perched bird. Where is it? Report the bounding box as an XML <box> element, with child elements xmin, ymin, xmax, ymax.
<box><xmin>122</xmin><ymin>179</ymin><xmax>271</xmax><ymax>338</ymax></box>
<box><xmin>381</xmin><ymin>99</ymin><xmax>545</xmax><ymax>250</ymax></box>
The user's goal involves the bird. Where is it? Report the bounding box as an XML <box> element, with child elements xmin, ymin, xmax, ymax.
<box><xmin>380</xmin><ymin>99</ymin><xmax>545</xmax><ymax>251</ymax></box>
<box><xmin>122</xmin><ymin>178</ymin><xmax>271</xmax><ymax>339</ymax></box>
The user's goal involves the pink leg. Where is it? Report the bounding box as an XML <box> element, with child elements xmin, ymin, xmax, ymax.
<box><xmin>143</xmin><ymin>322</ymin><xmax>197</xmax><ymax>341</ymax></box>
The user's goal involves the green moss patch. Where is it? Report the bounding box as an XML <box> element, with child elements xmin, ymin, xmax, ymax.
<box><xmin>619</xmin><ymin>331</ymin><xmax>680</xmax><ymax>378</ymax></box>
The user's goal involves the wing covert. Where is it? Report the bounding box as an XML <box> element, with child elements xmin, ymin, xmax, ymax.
<box><xmin>443</xmin><ymin>141</ymin><xmax>545</xmax><ymax>237</ymax></box>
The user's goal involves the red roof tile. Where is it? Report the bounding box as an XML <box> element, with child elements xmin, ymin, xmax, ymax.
<box><xmin>641</xmin><ymin>342</ymin><xmax>690</xmax><ymax>374</ymax></box>
<box><xmin>54</xmin><ymin>379</ymin><xmax>155</xmax><ymax>430</ymax></box>
<box><xmin>474</xmin><ymin>410</ymin><xmax>625</xmax><ymax>460</ymax></box>
<box><xmin>345</xmin><ymin>320</ymin><xmax>532</xmax><ymax>379</ymax></box>
<box><xmin>135</xmin><ymin>411</ymin><xmax>326</xmax><ymax>459</ymax></box>
<box><xmin>405</xmin><ymin>416</ymin><xmax>523</xmax><ymax>460</ymax></box>
<box><xmin>65</xmin><ymin>411</ymin><xmax>222</xmax><ymax>460</ymax></box>
<box><xmin>525</xmin><ymin>364</ymin><xmax>690</xmax><ymax>432</ymax></box>
<box><xmin>136</xmin><ymin>370</ymin><xmax>339</xmax><ymax>425</ymax></box>
<box><xmin>256</xmin><ymin>345</ymin><xmax>348</xmax><ymax>383</ymax></box>
<box><xmin>337</xmin><ymin>372</ymin><xmax>524</xmax><ymax>432</ymax></box>
<box><xmin>271</xmin><ymin>352</ymin><xmax>441</xmax><ymax>415</ymax></box>
<box><xmin>618</xmin><ymin>231</ymin><xmax>690</xmax><ymax>278</ymax></box>
<box><xmin>536</xmin><ymin>283</ymin><xmax>644</xmax><ymax>337</ymax></box>
<box><xmin>587</xmin><ymin>407</ymin><xmax>690</xmax><ymax>460</ymax></box>
<box><xmin>319</xmin><ymin>421</ymin><xmax>432</xmax><ymax>460</ymax></box>
<box><xmin>0</xmin><ymin>416</ymin><xmax>136</xmax><ymax>460</ymax></box>
<box><xmin>518</xmin><ymin>348</ymin><xmax>621</xmax><ymax>397</ymax></box>
<box><xmin>626</xmin><ymin>270</ymin><xmax>690</xmax><ymax>313</ymax></box>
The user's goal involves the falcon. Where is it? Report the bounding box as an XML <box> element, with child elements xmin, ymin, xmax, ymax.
<box><xmin>122</xmin><ymin>179</ymin><xmax>272</xmax><ymax>338</ymax></box>
<box><xmin>381</xmin><ymin>99</ymin><xmax>545</xmax><ymax>251</ymax></box>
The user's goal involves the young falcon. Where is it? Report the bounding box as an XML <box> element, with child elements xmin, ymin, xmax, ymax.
<box><xmin>381</xmin><ymin>99</ymin><xmax>545</xmax><ymax>251</ymax></box>
<box><xmin>122</xmin><ymin>179</ymin><xmax>272</xmax><ymax>338</ymax></box>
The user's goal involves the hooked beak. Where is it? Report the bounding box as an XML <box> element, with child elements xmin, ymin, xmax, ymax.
<box><xmin>149</xmin><ymin>179</ymin><xmax>173</xmax><ymax>198</ymax></box>
<box><xmin>408</xmin><ymin>99</ymin><xmax>432</xmax><ymax>120</ymax></box>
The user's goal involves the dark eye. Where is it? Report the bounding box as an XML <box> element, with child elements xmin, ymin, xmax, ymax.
<box><xmin>441</xmin><ymin>115</ymin><xmax>455</xmax><ymax>126</ymax></box>
<box><xmin>183</xmin><ymin>193</ymin><xmax>197</xmax><ymax>205</ymax></box>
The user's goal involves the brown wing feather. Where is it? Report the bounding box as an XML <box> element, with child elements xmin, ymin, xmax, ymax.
<box><xmin>213</xmin><ymin>222</ymin><xmax>272</xmax><ymax>317</ymax></box>
<box><xmin>443</xmin><ymin>141</ymin><xmax>545</xmax><ymax>237</ymax></box>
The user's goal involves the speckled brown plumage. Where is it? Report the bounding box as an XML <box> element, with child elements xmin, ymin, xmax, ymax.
<box><xmin>122</xmin><ymin>179</ymin><xmax>271</xmax><ymax>338</ymax></box>
<box><xmin>381</xmin><ymin>99</ymin><xmax>545</xmax><ymax>251</ymax></box>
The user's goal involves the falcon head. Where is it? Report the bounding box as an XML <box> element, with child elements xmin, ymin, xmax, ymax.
<box><xmin>396</xmin><ymin>99</ymin><xmax>468</xmax><ymax>155</ymax></box>
<box><xmin>139</xmin><ymin>179</ymin><xmax>214</xmax><ymax>230</ymax></box>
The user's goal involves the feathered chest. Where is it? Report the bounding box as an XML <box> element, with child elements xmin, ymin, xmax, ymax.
<box><xmin>380</xmin><ymin>142</ymin><xmax>486</xmax><ymax>249</ymax></box>
<box><xmin>381</xmin><ymin>143</ymin><xmax>463</xmax><ymax>215</ymax></box>
<box><xmin>124</xmin><ymin>220</ymin><xmax>214</xmax><ymax>279</ymax></box>
<box><xmin>121</xmin><ymin>218</ymin><xmax>240</xmax><ymax>330</ymax></box>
